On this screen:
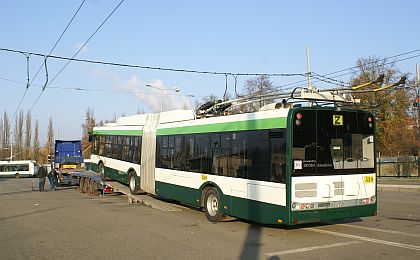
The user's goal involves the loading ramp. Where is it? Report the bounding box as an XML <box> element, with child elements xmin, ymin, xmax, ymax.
<box><xmin>71</xmin><ymin>170</ymin><xmax>181</xmax><ymax>212</ymax></box>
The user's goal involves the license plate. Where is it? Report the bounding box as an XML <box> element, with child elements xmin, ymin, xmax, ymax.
<box><xmin>62</xmin><ymin>165</ymin><xmax>76</xmax><ymax>169</ymax></box>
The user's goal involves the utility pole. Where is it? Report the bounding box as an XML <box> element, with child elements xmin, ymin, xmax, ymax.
<box><xmin>416</xmin><ymin>64</ymin><xmax>420</xmax><ymax>139</ymax></box>
<box><xmin>417</xmin><ymin>64</ymin><xmax>420</xmax><ymax>177</ymax></box>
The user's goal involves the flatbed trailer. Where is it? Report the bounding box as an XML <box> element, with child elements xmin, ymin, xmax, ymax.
<box><xmin>71</xmin><ymin>170</ymin><xmax>181</xmax><ymax>212</ymax></box>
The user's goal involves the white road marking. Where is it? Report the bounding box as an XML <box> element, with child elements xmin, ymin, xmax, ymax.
<box><xmin>306</xmin><ymin>228</ymin><xmax>420</xmax><ymax>251</ymax></box>
<box><xmin>337</xmin><ymin>223</ymin><xmax>420</xmax><ymax>238</ymax></box>
<box><xmin>266</xmin><ymin>241</ymin><xmax>360</xmax><ymax>257</ymax></box>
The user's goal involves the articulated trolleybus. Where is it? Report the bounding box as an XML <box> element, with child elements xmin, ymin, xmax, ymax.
<box><xmin>89</xmin><ymin>89</ymin><xmax>377</xmax><ymax>225</ymax></box>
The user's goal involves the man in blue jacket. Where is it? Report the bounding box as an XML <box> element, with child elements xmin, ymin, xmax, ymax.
<box><xmin>37</xmin><ymin>166</ymin><xmax>47</xmax><ymax>191</ymax></box>
<box><xmin>47</xmin><ymin>166</ymin><xmax>56</xmax><ymax>191</ymax></box>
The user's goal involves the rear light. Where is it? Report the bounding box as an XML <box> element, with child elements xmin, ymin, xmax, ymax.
<box><xmin>372</xmin><ymin>210</ymin><xmax>377</xmax><ymax>216</ymax></box>
<box><xmin>370</xmin><ymin>195</ymin><xmax>376</xmax><ymax>203</ymax></box>
<box><xmin>293</xmin><ymin>202</ymin><xmax>315</xmax><ymax>210</ymax></box>
<box><xmin>368</xmin><ymin>116</ymin><xmax>373</xmax><ymax>128</ymax></box>
<box><xmin>295</xmin><ymin>112</ymin><xmax>302</xmax><ymax>126</ymax></box>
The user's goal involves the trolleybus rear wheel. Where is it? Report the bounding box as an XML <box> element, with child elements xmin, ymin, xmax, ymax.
<box><xmin>128</xmin><ymin>171</ymin><xmax>141</xmax><ymax>195</ymax></box>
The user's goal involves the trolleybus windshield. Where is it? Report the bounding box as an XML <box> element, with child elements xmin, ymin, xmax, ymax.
<box><xmin>292</xmin><ymin>109</ymin><xmax>375</xmax><ymax>176</ymax></box>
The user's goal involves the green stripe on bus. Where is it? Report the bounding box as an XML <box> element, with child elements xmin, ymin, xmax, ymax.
<box><xmin>92</xmin><ymin>129</ymin><xmax>142</xmax><ymax>136</ymax></box>
<box><xmin>157</xmin><ymin>117</ymin><xmax>287</xmax><ymax>135</ymax></box>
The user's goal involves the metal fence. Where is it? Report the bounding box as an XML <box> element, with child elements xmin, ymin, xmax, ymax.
<box><xmin>377</xmin><ymin>156</ymin><xmax>420</xmax><ymax>177</ymax></box>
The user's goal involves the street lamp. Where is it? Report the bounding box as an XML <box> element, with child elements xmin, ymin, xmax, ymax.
<box><xmin>145</xmin><ymin>84</ymin><xmax>180</xmax><ymax>112</ymax></box>
<box><xmin>185</xmin><ymin>94</ymin><xmax>195</xmax><ymax>110</ymax></box>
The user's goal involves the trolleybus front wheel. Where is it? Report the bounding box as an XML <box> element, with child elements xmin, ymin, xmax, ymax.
<box><xmin>204</xmin><ymin>188</ymin><xmax>224</xmax><ymax>222</ymax></box>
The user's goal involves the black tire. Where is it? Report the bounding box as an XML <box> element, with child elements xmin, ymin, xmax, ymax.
<box><xmin>98</xmin><ymin>162</ymin><xmax>105</xmax><ymax>181</ymax></box>
<box><xmin>88</xmin><ymin>179</ymin><xmax>94</xmax><ymax>194</ymax></box>
<box><xmin>15</xmin><ymin>173</ymin><xmax>20</xmax><ymax>179</ymax></box>
<box><xmin>79</xmin><ymin>177</ymin><xmax>85</xmax><ymax>192</ymax></box>
<box><xmin>83</xmin><ymin>177</ymin><xmax>89</xmax><ymax>193</ymax></box>
<box><xmin>203</xmin><ymin>188</ymin><xmax>224</xmax><ymax>222</ymax></box>
<box><xmin>128</xmin><ymin>171</ymin><xmax>141</xmax><ymax>195</ymax></box>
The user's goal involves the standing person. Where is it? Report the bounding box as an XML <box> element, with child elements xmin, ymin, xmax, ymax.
<box><xmin>47</xmin><ymin>166</ymin><xmax>56</xmax><ymax>191</ymax></box>
<box><xmin>37</xmin><ymin>165</ymin><xmax>47</xmax><ymax>192</ymax></box>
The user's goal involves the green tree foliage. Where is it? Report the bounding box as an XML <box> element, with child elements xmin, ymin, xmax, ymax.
<box><xmin>350</xmin><ymin>56</ymin><xmax>418</xmax><ymax>156</ymax></box>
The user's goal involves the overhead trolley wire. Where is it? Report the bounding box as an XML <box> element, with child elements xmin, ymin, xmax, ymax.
<box><xmin>28</xmin><ymin>0</ymin><xmax>125</xmax><ymax>114</ymax></box>
<box><xmin>0</xmin><ymin>47</ymin><xmax>306</xmax><ymax>78</ymax></box>
<box><xmin>1</xmin><ymin>45</ymin><xmax>419</xmax><ymax>100</ymax></box>
<box><xmin>9</xmin><ymin>0</ymin><xmax>86</xmax><ymax>124</ymax></box>
<box><xmin>47</xmin><ymin>0</ymin><xmax>125</xmax><ymax>88</ymax></box>
<box><xmin>273</xmin><ymin>49</ymin><xmax>420</xmax><ymax>92</ymax></box>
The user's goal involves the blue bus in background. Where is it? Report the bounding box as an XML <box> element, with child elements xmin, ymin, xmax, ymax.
<box><xmin>51</xmin><ymin>140</ymin><xmax>84</xmax><ymax>185</ymax></box>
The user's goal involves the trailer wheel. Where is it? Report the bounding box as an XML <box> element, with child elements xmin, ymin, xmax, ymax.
<box><xmin>203</xmin><ymin>188</ymin><xmax>224</xmax><ymax>222</ymax></box>
<box><xmin>83</xmin><ymin>177</ymin><xmax>89</xmax><ymax>193</ymax></box>
<box><xmin>88</xmin><ymin>178</ymin><xmax>98</xmax><ymax>195</ymax></box>
<box><xmin>79</xmin><ymin>177</ymin><xmax>85</xmax><ymax>192</ymax></box>
<box><xmin>98</xmin><ymin>162</ymin><xmax>105</xmax><ymax>181</ymax></box>
<box><xmin>128</xmin><ymin>171</ymin><xmax>141</xmax><ymax>195</ymax></box>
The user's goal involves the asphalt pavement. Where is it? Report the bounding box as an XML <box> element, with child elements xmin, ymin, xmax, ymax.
<box><xmin>1</xmin><ymin>178</ymin><xmax>420</xmax><ymax>259</ymax></box>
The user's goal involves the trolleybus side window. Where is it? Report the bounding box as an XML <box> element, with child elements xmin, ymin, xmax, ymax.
<box><xmin>93</xmin><ymin>134</ymin><xmax>141</xmax><ymax>164</ymax></box>
<box><xmin>156</xmin><ymin>129</ymin><xmax>286</xmax><ymax>183</ymax></box>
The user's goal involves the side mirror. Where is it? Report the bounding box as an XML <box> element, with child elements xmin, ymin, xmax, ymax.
<box><xmin>88</xmin><ymin>134</ymin><xmax>94</xmax><ymax>142</ymax></box>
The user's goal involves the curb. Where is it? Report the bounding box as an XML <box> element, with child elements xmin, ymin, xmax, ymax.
<box><xmin>378</xmin><ymin>184</ymin><xmax>420</xmax><ymax>193</ymax></box>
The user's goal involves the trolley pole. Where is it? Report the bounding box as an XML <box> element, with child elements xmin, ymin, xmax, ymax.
<box><xmin>306</xmin><ymin>46</ymin><xmax>313</xmax><ymax>92</ymax></box>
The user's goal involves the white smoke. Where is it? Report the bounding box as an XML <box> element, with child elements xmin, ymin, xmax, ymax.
<box><xmin>92</xmin><ymin>69</ymin><xmax>189</xmax><ymax>113</ymax></box>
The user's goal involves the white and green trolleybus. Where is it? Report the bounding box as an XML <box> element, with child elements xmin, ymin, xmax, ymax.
<box><xmin>89</xmin><ymin>90</ymin><xmax>377</xmax><ymax>225</ymax></box>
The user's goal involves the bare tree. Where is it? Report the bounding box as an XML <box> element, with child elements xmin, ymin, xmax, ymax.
<box><xmin>13</xmin><ymin>110</ymin><xmax>24</xmax><ymax>160</ymax></box>
<box><xmin>137</xmin><ymin>106</ymin><xmax>144</xmax><ymax>114</ymax></box>
<box><xmin>0</xmin><ymin>117</ymin><xmax>3</xmax><ymax>160</ymax></box>
<box><xmin>46</xmin><ymin>118</ymin><xmax>54</xmax><ymax>157</ymax></box>
<box><xmin>25</xmin><ymin>111</ymin><xmax>32</xmax><ymax>160</ymax></box>
<box><xmin>242</xmin><ymin>75</ymin><xmax>275</xmax><ymax>111</ymax></box>
<box><xmin>81</xmin><ymin>107</ymin><xmax>96</xmax><ymax>159</ymax></box>
<box><xmin>33</xmin><ymin>120</ymin><xmax>40</xmax><ymax>162</ymax></box>
<box><xmin>2</xmin><ymin>111</ymin><xmax>10</xmax><ymax>160</ymax></box>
